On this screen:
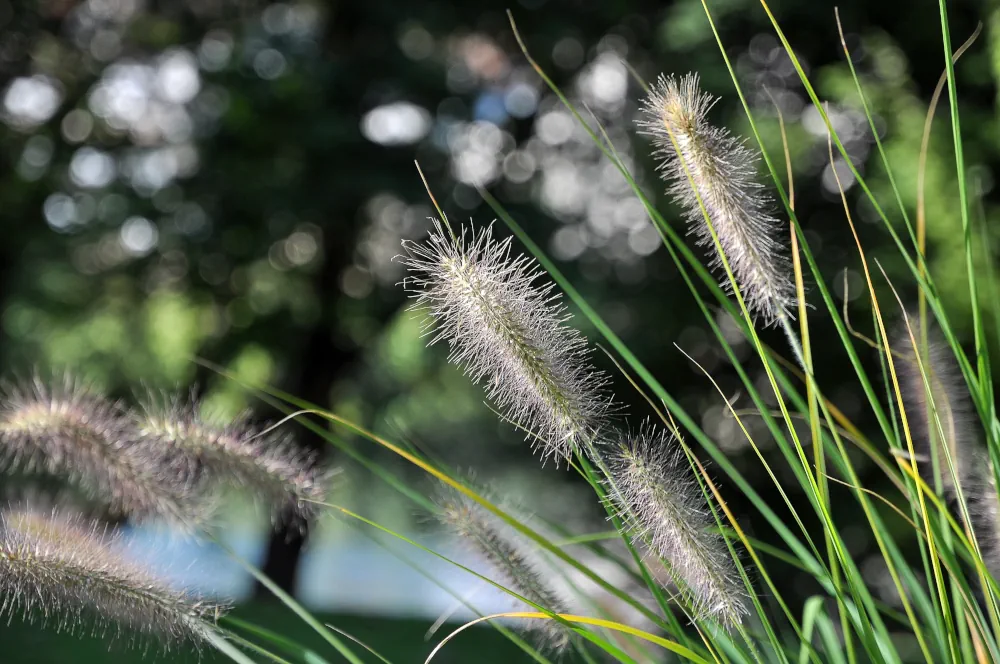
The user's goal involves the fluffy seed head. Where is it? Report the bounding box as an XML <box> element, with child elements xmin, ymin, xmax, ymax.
<box><xmin>130</xmin><ymin>392</ymin><xmax>327</xmax><ymax>526</ymax></box>
<box><xmin>894</xmin><ymin>321</ymin><xmax>1000</xmax><ymax>579</ymax></box>
<box><xmin>439</xmin><ymin>492</ymin><xmax>571</xmax><ymax>652</ymax></box>
<box><xmin>0</xmin><ymin>505</ymin><xmax>227</xmax><ymax>650</ymax></box>
<box><xmin>604</xmin><ymin>422</ymin><xmax>746</xmax><ymax>626</ymax></box>
<box><xmin>895</xmin><ymin>321</ymin><xmax>975</xmax><ymax>494</ymax></box>
<box><xmin>398</xmin><ymin>221</ymin><xmax>609</xmax><ymax>463</ymax></box>
<box><xmin>638</xmin><ymin>73</ymin><xmax>795</xmax><ymax>325</ymax></box>
<box><xmin>0</xmin><ymin>376</ymin><xmax>204</xmax><ymax>525</ymax></box>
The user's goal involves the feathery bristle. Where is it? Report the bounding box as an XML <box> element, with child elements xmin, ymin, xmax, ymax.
<box><xmin>398</xmin><ymin>221</ymin><xmax>609</xmax><ymax>464</ymax></box>
<box><xmin>0</xmin><ymin>506</ymin><xmax>227</xmax><ymax>650</ymax></box>
<box><xmin>439</xmin><ymin>492</ymin><xmax>571</xmax><ymax>652</ymax></box>
<box><xmin>131</xmin><ymin>393</ymin><xmax>327</xmax><ymax>526</ymax></box>
<box><xmin>638</xmin><ymin>73</ymin><xmax>794</xmax><ymax>325</ymax></box>
<box><xmin>893</xmin><ymin>320</ymin><xmax>1000</xmax><ymax>581</ymax></box>
<box><xmin>895</xmin><ymin>321</ymin><xmax>975</xmax><ymax>493</ymax></box>
<box><xmin>604</xmin><ymin>422</ymin><xmax>746</xmax><ymax>625</ymax></box>
<box><xmin>0</xmin><ymin>376</ymin><xmax>203</xmax><ymax>525</ymax></box>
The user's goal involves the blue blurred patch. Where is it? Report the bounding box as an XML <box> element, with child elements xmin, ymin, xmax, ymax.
<box><xmin>473</xmin><ymin>91</ymin><xmax>508</xmax><ymax>125</ymax></box>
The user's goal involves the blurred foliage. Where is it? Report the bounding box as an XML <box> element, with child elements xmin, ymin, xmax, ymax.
<box><xmin>0</xmin><ymin>0</ymin><xmax>997</xmax><ymax>640</ymax></box>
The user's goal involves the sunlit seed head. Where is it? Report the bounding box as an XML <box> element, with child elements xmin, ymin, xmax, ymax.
<box><xmin>131</xmin><ymin>392</ymin><xmax>328</xmax><ymax>527</ymax></box>
<box><xmin>0</xmin><ymin>505</ymin><xmax>228</xmax><ymax>650</ymax></box>
<box><xmin>638</xmin><ymin>73</ymin><xmax>795</xmax><ymax>326</ymax></box>
<box><xmin>438</xmin><ymin>491</ymin><xmax>571</xmax><ymax>652</ymax></box>
<box><xmin>604</xmin><ymin>421</ymin><xmax>747</xmax><ymax>626</ymax></box>
<box><xmin>397</xmin><ymin>220</ymin><xmax>611</xmax><ymax>464</ymax></box>
<box><xmin>0</xmin><ymin>375</ymin><xmax>204</xmax><ymax>526</ymax></box>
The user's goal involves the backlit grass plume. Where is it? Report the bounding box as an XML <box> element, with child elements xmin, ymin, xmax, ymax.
<box><xmin>638</xmin><ymin>73</ymin><xmax>795</xmax><ymax>325</ymax></box>
<box><xmin>130</xmin><ymin>393</ymin><xmax>327</xmax><ymax>525</ymax></box>
<box><xmin>895</xmin><ymin>322</ymin><xmax>1000</xmax><ymax>576</ymax></box>
<box><xmin>604</xmin><ymin>422</ymin><xmax>746</xmax><ymax>626</ymax></box>
<box><xmin>0</xmin><ymin>376</ymin><xmax>202</xmax><ymax>525</ymax></box>
<box><xmin>398</xmin><ymin>220</ymin><xmax>609</xmax><ymax>464</ymax></box>
<box><xmin>0</xmin><ymin>505</ymin><xmax>226</xmax><ymax>650</ymax></box>
<box><xmin>895</xmin><ymin>321</ymin><xmax>976</xmax><ymax>494</ymax></box>
<box><xmin>438</xmin><ymin>491</ymin><xmax>571</xmax><ymax>652</ymax></box>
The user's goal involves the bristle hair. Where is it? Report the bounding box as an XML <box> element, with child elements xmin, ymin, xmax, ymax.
<box><xmin>0</xmin><ymin>376</ymin><xmax>203</xmax><ymax>526</ymax></box>
<box><xmin>0</xmin><ymin>505</ymin><xmax>227</xmax><ymax>650</ymax></box>
<box><xmin>604</xmin><ymin>421</ymin><xmax>747</xmax><ymax>626</ymax></box>
<box><xmin>398</xmin><ymin>221</ymin><xmax>610</xmax><ymax>464</ymax></box>
<box><xmin>637</xmin><ymin>73</ymin><xmax>795</xmax><ymax>325</ymax></box>
<box><xmin>131</xmin><ymin>391</ymin><xmax>328</xmax><ymax>527</ymax></box>
<box><xmin>438</xmin><ymin>491</ymin><xmax>571</xmax><ymax>652</ymax></box>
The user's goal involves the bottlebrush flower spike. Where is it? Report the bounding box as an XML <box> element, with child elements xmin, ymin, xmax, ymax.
<box><xmin>0</xmin><ymin>506</ymin><xmax>227</xmax><ymax>649</ymax></box>
<box><xmin>896</xmin><ymin>320</ymin><xmax>976</xmax><ymax>493</ymax></box>
<box><xmin>638</xmin><ymin>73</ymin><xmax>795</xmax><ymax>325</ymax></box>
<box><xmin>130</xmin><ymin>392</ymin><xmax>327</xmax><ymax>526</ymax></box>
<box><xmin>439</xmin><ymin>492</ymin><xmax>570</xmax><ymax>652</ymax></box>
<box><xmin>605</xmin><ymin>422</ymin><xmax>746</xmax><ymax>626</ymax></box>
<box><xmin>398</xmin><ymin>220</ymin><xmax>610</xmax><ymax>463</ymax></box>
<box><xmin>0</xmin><ymin>376</ymin><xmax>203</xmax><ymax>525</ymax></box>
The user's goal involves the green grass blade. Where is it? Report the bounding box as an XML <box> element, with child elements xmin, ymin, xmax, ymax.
<box><xmin>224</xmin><ymin>616</ymin><xmax>334</xmax><ymax>664</ymax></box>
<box><xmin>936</xmin><ymin>0</ymin><xmax>989</xmax><ymax>407</ymax></box>
<box><xmin>205</xmin><ymin>628</ymin><xmax>275</xmax><ymax>664</ymax></box>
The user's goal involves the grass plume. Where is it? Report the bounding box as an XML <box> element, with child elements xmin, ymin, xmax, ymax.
<box><xmin>398</xmin><ymin>220</ymin><xmax>610</xmax><ymax>464</ymax></box>
<box><xmin>438</xmin><ymin>490</ymin><xmax>571</xmax><ymax>652</ymax></box>
<box><xmin>130</xmin><ymin>392</ymin><xmax>327</xmax><ymax>526</ymax></box>
<box><xmin>895</xmin><ymin>320</ymin><xmax>1000</xmax><ymax>581</ymax></box>
<box><xmin>604</xmin><ymin>421</ymin><xmax>746</xmax><ymax>626</ymax></box>
<box><xmin>0</xmin><ymin>505</ymin><xmax>227</xmax><ymax>650</ymax></box>
<box><xmin>638</xmin><ymin>73</ymin><xmax>795</xmax><ymax>325</ymax></box>
<box><xmin>896</xmin><ymin>320</ymin><xmax>977</xmax><ymax>495</ymax></box>
<box><xmin>0</xmin><ymin>376</ymin><xmax>203</xmax><ymax>525</ymax></box>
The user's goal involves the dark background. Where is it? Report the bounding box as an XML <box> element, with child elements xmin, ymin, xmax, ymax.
<box><xmin>0</xmin><ymin>0</ymin><xmax>995</xmax><ymax>660</ymax></box>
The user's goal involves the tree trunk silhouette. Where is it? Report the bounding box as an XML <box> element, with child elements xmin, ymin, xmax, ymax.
<box><xmin>257</xmin><ymin>323</ymin><xmax>356</xmax><ymax>594</ymax></box>
<box><xmin>254</xmin><ymin>1</ymin><xmax>366</xmax><ymax>598</ymax></box>
<box><xmin>252</xmin><ymin>0</ymin><xmax>436</xmax><ymax>596</ymax></box>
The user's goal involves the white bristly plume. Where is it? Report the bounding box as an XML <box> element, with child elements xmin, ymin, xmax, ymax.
<box><xmin>896</xmin><ymin>320</ymin><xmax>975</xmax><ymax>493</ymax></box>
<box><xmin>604</xmin><ymin>421</ymin><xmax>747</xmax><ymax>626</ymax></box>
<box><xmin>0</xmin><ymin>505</ymin><xmax>227</xmax><ymax>650</ymax></box>
<box><xmin>438</xmin><ymin>491</ymin><xmax>570</xmax><ymax>652</ymax></box>
<box><xmin>398</xmin><ymin>221</ymin><xmax>610</xmax><ymax>464</ymax></box>
<box><xmin>638</xmin><ymin>73</ymin><xmax>795</xmax><ymax>326</ymax></box>
<box><xmin>0</xmin><ymin>375</ymin><xmax>204</xmax><ymax>525</ymax></box>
